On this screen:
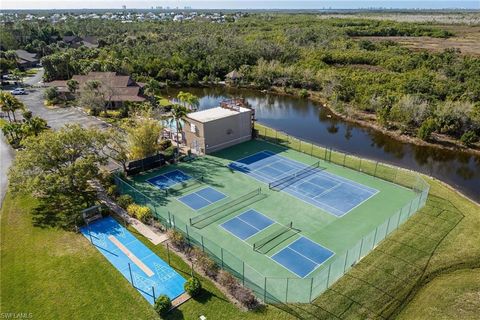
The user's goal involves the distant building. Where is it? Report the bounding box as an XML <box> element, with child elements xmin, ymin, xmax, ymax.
<box><xmin>62</xmin><ymin>35</ymin><xmax>99</xmax><ymax>48</ymax></box>
<box><xmin>46</xmin><ymin>71</ymin><xmax>145</xmax><ymax>108</ymax></box>
<box><xmin>14</xmin><ymin>49</ymin><xmax>39</xmax><ymax>70</ymax></box>
<box><xmin>183</xmin><ymin>102</ymin><xmax>253</xmax><ymax>154</ymax></box>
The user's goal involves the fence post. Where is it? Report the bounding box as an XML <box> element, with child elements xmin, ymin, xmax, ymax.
<box><xmin>324</xmin><ymin>148</ymin><xmax>327</xmax><ymax>160</ymax></box>
<box><xmin>309</xmin><ymin>277</ymin><xmax>314</xmax><ymax>303</ymax></box>
<box><xmin>263</xmin><ymin>277</ymin><xmax>267</xmax><ymax>302</ymax></box>
<box><xmin>152</xmin><ymin>286</ymin><xmax>156</xmax><ymax>302</ymax></box>
<box><xmin>220</xmin><ymin>248</ymin><xmax>224</xmax><ymax>269</ymax></box>
<box><xmin>191</xmin><ymin>261</ymin><xmax>194</xmax><ymax>276</ymax></box>
<box><xmin>167</xmin><ymin>244</ymin><xmax>171</xmax><ymax>265</ymax></box>
<box><xmin>359</xmin><ymin>158</ymin><xmax>362</xmax><ymax>171</ymax></box>
<box><xmin>374</xmin><ymin>162</ymin><xmax>378</xmax><ymax>177</ymax></box>
<box><xmin>201</xmin><ymin>236</ymin><xmax>205</xmax><ymax>252</ymax></box>
<box><xmin>326</xmin><ymin>263</ymin><xmax>332</xmax><ymax>287</ymax></box>
<box><xmin>185</xmin><ymin>225</ymin><xmax>190</xmax><ymax>245</ymax></box>
<box><xmin>128</xmin><ymin>263</ymin><xmax>134</xmax><ymax>287</ymax></box>
<box><xmin>285</xmin><ymin>278</ymin><xmax>289</xmax><ymax>303</ymax></box>
<box><xmin>342</xmin><ymin>154</ymin><xmax>346</xmax><ymax>167</ymax></box>
<box><xmin>168</xmin><ymin>211</ymin><xmax>172</xmax><ymax>228</ymax></box>
<box><xmin>343</xmin><ymin>249</ymin><xmax>349</xmax><ymax>272</ymax></box>
<box><xmin>241</xmin><ymin>262</ymin><xmax>245</xmax><ymax>286</ymax></box>
<box><xmin>359</xmin><ymin>237</ymin><xmax>364</xmax><ymax>259</ymax></box>
<box><xmin>373</xmin><ymin>226</ymin><xmax>378</xmax><ymax>246</ymax></box>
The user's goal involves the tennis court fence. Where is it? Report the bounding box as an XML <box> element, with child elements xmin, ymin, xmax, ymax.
<box><xmin>113</xmin><ymin>129</ymin><xmax>430</xmax><ymax>304</ymax></box>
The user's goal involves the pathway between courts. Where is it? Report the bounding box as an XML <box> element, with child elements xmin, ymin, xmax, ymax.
<box><xmin>90</xmin><ymin>180</ymin><xmax>167</xmax><ymax>245</ymax></box>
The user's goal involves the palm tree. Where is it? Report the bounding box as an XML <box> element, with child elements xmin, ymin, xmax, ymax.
<box><xmin>177</xmin><ymin>91</ymin><xmax>199</xmax><ymax>111</ymax></box>
<box><xmin>170</xmin><ymin>104</ymin><xmax>189</xmax><ymax>160</ymax></box>
<box><xmin>22</xmin><ymin>111</ymin><xmax>48</xmax><ymax>137</ymax></box>
<box><xmin>0</xmin><ymin>91</ymin><xmax>25</xmax><ymax>122</ymax></box>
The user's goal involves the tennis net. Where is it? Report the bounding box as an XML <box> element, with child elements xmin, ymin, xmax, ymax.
<box><xmin>190</xmin><ymin>188</ymin><xmax>262</xmax><ymax>229</ymax></box>
<box><xmin>269</xmin><ymin>161</ymin><xmax>321</xmax><ymax>190</ymax></box>
<box><xmin>165</xmin><ymin>176</ymin><xmax>204</xmax><ymax>196</ymax></box>
<box><xmin>253</xmin><ymin>222</ymin><xmax>298</xmax><ymax>254</ymax></box>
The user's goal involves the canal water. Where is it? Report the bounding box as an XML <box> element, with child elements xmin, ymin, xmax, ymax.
<box><xmin>163</xmin><ymin>87</ymin><xmax>480</xmax><ymax>202</ymax></box>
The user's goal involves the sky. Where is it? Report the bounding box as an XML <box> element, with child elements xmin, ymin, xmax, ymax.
<box><xmin>1</xmin><ymin>0</ymin><xmax>479</xmax><ymax>10</ymax></box>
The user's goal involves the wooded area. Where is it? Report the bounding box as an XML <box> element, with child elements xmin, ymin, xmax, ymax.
<box><xmin>1</xmin><ymin>14</ymin><xmax>479</xmax><ymax>145</ymax></box>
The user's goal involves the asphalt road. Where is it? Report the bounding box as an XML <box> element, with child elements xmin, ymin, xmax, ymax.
<box><xmin>0</xmin><ymin>69</ymin><xmax>113</xmax><ymax>206</ymax></box>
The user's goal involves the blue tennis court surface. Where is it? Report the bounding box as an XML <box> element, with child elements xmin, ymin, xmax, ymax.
<box><xmin>178</xmin><ymin>186</ymin><xmax>227</xmax><ymax>210</ymax></box>
<box><xmin>221</xmin><ymin>209</ymin><xmax>274</xmax><ymax>240</ymax></box>
<box><xmin>229</xmin><ymin>150</ymin><xmax>378</xmax><ymax>217</ymax></box>
<box><xmin>147</xmin><ymin>169</ymin><xmax>191</xmax><ymax>189</ymax></box>
<box><xmin>271</xmin><ymin>237</ymin><xmax>334</xmax><ymax>278</ymax></box>
<box><xmin>80</xmin><ymin>217</ymin><xmax>185</xmax><ymax>304</ymax></box>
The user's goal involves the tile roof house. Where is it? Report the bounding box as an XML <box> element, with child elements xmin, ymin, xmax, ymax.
<box><xmin>47</xmin><ymin>71</ymin><xmax>145</xmax><ymax>107</ymax></box>
<box><xmin>15</xmin><ymin>50</ymin><xmax>39</xmax><ymax>70</ymax></box>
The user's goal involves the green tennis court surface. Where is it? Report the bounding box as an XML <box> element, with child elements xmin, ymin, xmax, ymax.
<box><xmin>118</xmin><ymin>139</ymin><xmax>426</xmax><ymax>302</ymax></box>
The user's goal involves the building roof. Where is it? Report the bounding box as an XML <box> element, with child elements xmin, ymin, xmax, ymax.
<box><xmin>45</xmin><ymin>71</ymin><xmax>145</xmax><ymax>102</ymax></box>
<box><xmin>15</xmin><ymin>50</ymin><xmax>38</xmax><ymax>63</ymax></box>
<box><xmin>225</xmin><ymin>70</ymin><xmax>242</xmax><ymax>80</ymax></box>
<box><xmin>186</xmin><ymin>106</ymin><xmax>250</xmax><ymax>123</ymax></box>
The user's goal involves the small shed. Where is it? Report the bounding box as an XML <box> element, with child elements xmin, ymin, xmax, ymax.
<box><xmin>225</xmin><ymin>70</ymin><xmax>243</xmax><ymax>83</ymax></box>
<box><xmin>184</xmin><ymin>105</ymin><xmax>253</xmax><ymax>154</ymax></box>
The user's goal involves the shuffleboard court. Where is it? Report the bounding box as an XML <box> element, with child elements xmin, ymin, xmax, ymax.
<box><xmin>81</xmin><ymin>217</ymin><xmax>185</xmax><ymax>304</ymax></box>
<box><xmin>229</xmin><ymin>150</ymin><xmax>378</xmax><ymax>217</ymax></box>
<box><xmin>271</xmin><ymin>237</ymin><xmax>335</xmax><ymax>278</ymax></box>
<box><xmin>178</xmin><ymin>186</ymin><xmax>227</xmax><ymax>210</ymax></box>
<box><xmin>221</xmin><ymin>209</ymin><xmax>274</xmax><ymax>240</ymax></box>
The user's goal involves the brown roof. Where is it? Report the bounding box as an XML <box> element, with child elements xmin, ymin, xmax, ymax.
<box><xmin>46</xmin><ymin>72</ymin><xmax>145</xmax><ymax>102</ymax></box>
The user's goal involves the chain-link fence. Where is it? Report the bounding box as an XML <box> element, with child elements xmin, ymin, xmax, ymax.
<box><xmin>113</xmin><ymin>129</ymin><xmax>430</xmax><ymax>304</ymax></box>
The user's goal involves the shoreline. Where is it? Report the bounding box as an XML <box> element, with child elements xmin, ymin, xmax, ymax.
<box><xmin>266</xmin><ymin>86</ymin><xmax>480</xmax><ymax>157</ymax></box>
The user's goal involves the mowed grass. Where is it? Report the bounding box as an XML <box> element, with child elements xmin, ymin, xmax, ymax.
<box><xmin>1</xmin><ymin>174</ymin><xmax>479</xmax><ymax>318</ymax></box>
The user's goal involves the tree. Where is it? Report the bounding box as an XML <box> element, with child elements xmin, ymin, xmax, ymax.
<box><xmin>8</xmin><ymin>124</ymin><xmax>107</xmax><ymax>228</ymax></box>
<box><xmin>44</xmin><ymin>86</ymin><xmax>60</xmax><ymax>105</ymax></box>
<box><xmin>21</xmin><ymin>110</ymin><xmax>48</xmax><ymax>137</ymax></box>
<box><xmin>176</xmin><ymin>91</ymin><xmax>199</xmax><ymax>111</ymax></box>
<box><xmin>10</xmin><ymin>68</ymin><xmax>25</xmax><ymax>86</ymax></box>
<box><xmin>103</xmin><ymin>128</ymin><xmax>129</xmax><ymax>172</ymax></box>
<box><xmin>78</xmin><ymin>80</ymin><xmax>104</xmax><ymax>114</ymax></box>
<box><xmin>170</xmin><ymin>104</ymin><xmax>189</xmax><ymax>159</ymax></box>
<box><xmin>125</xmin><ymin>118</ymin><xmax>162</xmax><ymax>160</ymax></box>
<box><xmin>66</xmin><ymin>79</ymin><xmax>79</xmax><ymax>94</ymax></box>
<box><xmin>0</xmin><ymin>91</ymin><xmax>25</xmax><ymax>122</ymax></box>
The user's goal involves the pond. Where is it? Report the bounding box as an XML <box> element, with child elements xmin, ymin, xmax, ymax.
<box><xmin>162</xmin><ymin>86</ymin><xmax>480</xmax><ymax>202</ymax></box>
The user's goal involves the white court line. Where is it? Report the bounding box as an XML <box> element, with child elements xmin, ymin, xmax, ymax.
<box><xmin>108</xmin><ymin>235</ymin><xmax>154</xmax><ymax>277</ymax></box>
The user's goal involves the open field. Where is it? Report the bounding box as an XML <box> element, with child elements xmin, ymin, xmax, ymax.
<box><xmin>356</xmin><ymin>25</ymin><xmax>480</xmax><ymax>56</ymax></box>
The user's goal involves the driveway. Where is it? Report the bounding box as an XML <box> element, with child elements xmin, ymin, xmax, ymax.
<box><xmin>1</xmin><ymin>69</ymin><xmax>114</xmax><ymax>206</ymax></box>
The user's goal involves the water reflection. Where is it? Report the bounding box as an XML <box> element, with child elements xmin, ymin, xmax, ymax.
<box><xmin>163</xmin><ymin>87</ymin><xmax>480</xmax><ymax>201</ymax></box>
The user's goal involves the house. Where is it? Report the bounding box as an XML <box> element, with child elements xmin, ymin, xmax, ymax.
<box><xmin>15</xmin><ymin>50</ymin><xmax>39</xmax><ymax>70</ymax></box>
<box><xmin>183</xmin><ymin>102</ymin><xmax>253</xmax><ymax>154</ymax></box>
<box><xmin>46</xmin><ymin>71</ymin><xmax>145</xmax><ymax>108</ymax></box>
<box><xmin>225</xmin><ymin>70</ymin><xmax>243</xmax><ymax>84</ymax></box>
<box><xmin>62</xmin><ymin>35</ymin><xmax>99</xmax><ymax>48</ymax></box>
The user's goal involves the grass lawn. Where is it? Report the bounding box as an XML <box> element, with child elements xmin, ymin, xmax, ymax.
<box><xmin>1</xmin><ymin>168</ymin><xmax>479</xmax><ymax>319</ymax></box>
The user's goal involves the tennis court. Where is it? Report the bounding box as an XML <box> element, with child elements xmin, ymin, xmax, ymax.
<box><xmin>147</xmin><ymin>169</ymin><xmax>191</xmax><ymax>189</ymax></box>
<box><xmin>81</xmin><ymin>217</ymin><xmax>186</xmax><ymax>304</ymax></box>
<box><xmin>271</xmin><ymin>237</ymin><xmax>335</xmax><ymax>278</ymax></box>
<box><xmin>221</xmin><ymin>209</ymin><xmax>274</xmax><ymax>240</ymax></box>
<box><xmin>178</xmin><ymin>186</ymin><xmax>227</xmax><ymax>210</ymax></box>
<box><xmin>118</xmin><ymin>138</ymin><xmax>424</xmax><ymax>303</ymax></box>
<box><xmin>229</xmin><ymin>150</ymin><xmax>378</xmax><ymax>217</ymax></box>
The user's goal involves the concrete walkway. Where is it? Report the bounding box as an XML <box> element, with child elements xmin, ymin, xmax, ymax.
<box><xmin>90</xmin><ymin>181</ymin><xmax>168</xmax><ymax>245</ymax></box>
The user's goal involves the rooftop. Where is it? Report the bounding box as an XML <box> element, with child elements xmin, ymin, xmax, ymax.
<box><xmin>186</xmin><ymin>106</ymin><xmax>250</xmax><ymax>123</ymax></box>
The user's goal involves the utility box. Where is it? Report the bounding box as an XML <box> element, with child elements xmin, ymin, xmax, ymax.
<box><xmin>184</xmin><ymin>105</ymin><xmax>253</xmax><ymax>154</ymax></box>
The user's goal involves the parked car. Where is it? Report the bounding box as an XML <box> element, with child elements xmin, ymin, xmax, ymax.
<box><xmin>11</xmin><ymin>88</ymin><xmax>26</xmax><ymax>95</ymax></box>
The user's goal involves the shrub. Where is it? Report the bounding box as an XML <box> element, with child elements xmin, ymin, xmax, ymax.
<box><xmin>44</xmin><ymin>87</ymin><xmax>60</xmax><ymax>104</ymax></box>
<box><xmin>196</xmin><ymin>254</ymin><xmax>219</xmax><ymax>279</ymax></box>
<box><xmin>106</xmin><ymin>185</ymin><xmax>117</xmax><ymax>197</ymax></box>
<box><xmin>154</xmin><ymin>295</ymin><xmax>171</xmax><ymax>316</ymax></box>
<box><xmin>167</xmin><ymin>229</ymin><xmax>187</xmax><ymax>251</ymax></box>
<box><xmin>231</xmin><ymin>285</ymin><xmax>259</xmax><ymax>310</ymax></box>
<box><xmin>184</xmin><ymin>277</ymin><xmax>202</xmax><ymax>296</ymax></box>
<box><xmin>126</xmin><ymin>204</ymin><xmax>152</xmax><ymax>223</ymax></box>
<box><xmin>116</xmin><ymin>194</ymin><xmax>133</xmax><ymax>209</ymax></box>
<box><xmin>160</xmin><ymin>139</ymin><xmax>172</xmax><ymax>150</ymax></box>
<box><xmin>217</xmin><ymin>270</ymin><xmax>238</xmax><ymax>291</ymax></box>
<box><xmin>299</xmin><ymin>88</ymin><xmax>309</xmax><ymax>98</ymax></box>
<box><xmin>460</xmin><ymin>130</ymin><xmax>478</xmax><ymax>147</ymax></box>
<box><xmin>417</xmin><ymin>117</ymin><xmax>437</xmax><ymax>141</ymax></box>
